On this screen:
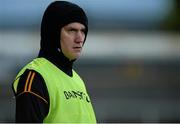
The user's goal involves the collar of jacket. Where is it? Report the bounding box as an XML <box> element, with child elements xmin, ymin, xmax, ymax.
<box><xmin>38</xmin><ymin>49</ymin><xmax>74</xmax><ymax>77</ymax></box>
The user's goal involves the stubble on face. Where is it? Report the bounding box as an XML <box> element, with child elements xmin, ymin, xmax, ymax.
<box><xmin>60</xmin><ymin>22</ymin><xmax>86</xmax><ymax>60</ymax></box>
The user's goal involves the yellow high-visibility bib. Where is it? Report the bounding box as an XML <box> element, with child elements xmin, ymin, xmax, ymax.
<box><xmin>13</xmin><ymin>57</ymin><xmax>96</xmax><ymax>123</ymax></box>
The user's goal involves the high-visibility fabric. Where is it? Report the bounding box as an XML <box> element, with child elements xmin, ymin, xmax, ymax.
<box><xmin>13</xmin><ymin>58</ymin><xmax>96</xmax><ymax>123</ymax></box>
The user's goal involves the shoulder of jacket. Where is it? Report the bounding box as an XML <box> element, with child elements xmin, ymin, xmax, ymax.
<box><xmin>14</xmin><ymin>69</ymin><xmax>49</xmax><ymax>104</ymax></box>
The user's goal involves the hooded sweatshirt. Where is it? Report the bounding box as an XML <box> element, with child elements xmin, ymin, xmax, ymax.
<box><xmin>13</xmin><ymin>1</ymin><xmax>89</xmax><ymax>122</ymax></box>
<box><xmin>39</xmin><ymin>0</ymin><xmax>88</xmax><ymax>76</ymax></box>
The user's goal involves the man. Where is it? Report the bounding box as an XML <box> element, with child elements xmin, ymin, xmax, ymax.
<box><xmin>12</xmin><ymin>1</ymin><xmax>96</xmax><ymax>123</ymax></box>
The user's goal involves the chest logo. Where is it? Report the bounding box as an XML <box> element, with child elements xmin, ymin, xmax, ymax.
<box><xmin>64</xmin><ymin>90</ymin><xmax>90</xmax><ymax>103</ymax></box>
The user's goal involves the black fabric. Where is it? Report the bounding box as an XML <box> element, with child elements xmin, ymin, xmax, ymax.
<box><xmin>38</xmin><ymin>1</ymin><xmax>88</xmax><ymax>76</ymax></box>
<box><xmin>13</xmin><ymin>1</ymin><xmax>88</xmax><ymax>122</ymax></box>
<box><xmin>15</xmin><ymin>69</ymin><xmax>49</xmax><ymax>123</ymax></box>
<box><xmin>40</xmin><ymin>1</ymin><xmax>88</xmax><ymax>51</ymax></box>
<box><xmin>39</xmin><ymin>50</ymin><xmax>74</xmax><ymax>76</ymax></box>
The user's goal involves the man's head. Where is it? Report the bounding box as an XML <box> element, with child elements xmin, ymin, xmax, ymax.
<box><xmin>40</xmin><ymin>1</ymin><xmax>88</xmax><ymax>60</ymax></box>
<box><xmin>61</xmin><ymin>22</ymin><xmax>86</xmax><ymax>60</ymax></box>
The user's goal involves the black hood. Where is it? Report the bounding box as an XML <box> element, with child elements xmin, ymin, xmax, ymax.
<box><xmin>38</xmin><ymin>1</ymin><xmax>88</xmax><ymax>76</ymax></box>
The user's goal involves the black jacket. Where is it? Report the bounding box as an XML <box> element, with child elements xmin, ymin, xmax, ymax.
<box><xmin>13</xmin><ymin>1</ymin><xmax>88</xmax><ymax>123</ymax></box>
<box><xmin>14</xmin><ymin>56</ymin><xmax>73</xmax><ymax>123</ymax></box>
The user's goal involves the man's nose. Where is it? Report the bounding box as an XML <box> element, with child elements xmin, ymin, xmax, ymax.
<box><xmin>76</xmin><ymin>31</ymin><xmax>85</xmax><ymax>42</ymax></box>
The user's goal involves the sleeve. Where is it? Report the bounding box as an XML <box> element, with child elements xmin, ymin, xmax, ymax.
<box><xmin>14</xmin><ymin>69</ymin><xmax>50</xmax><ymax>123</ymax></box>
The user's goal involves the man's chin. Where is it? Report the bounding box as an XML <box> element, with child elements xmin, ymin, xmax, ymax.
<box><xmin>69</xmin><ymin>54</ymin><xmax>81</xmax><ymax>61</ymax></box>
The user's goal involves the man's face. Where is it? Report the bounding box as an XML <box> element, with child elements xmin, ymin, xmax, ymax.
<box><xmin>60</xmin><ymin>22</ymin><xmax>86</xmax><ymax>60</ymax></box>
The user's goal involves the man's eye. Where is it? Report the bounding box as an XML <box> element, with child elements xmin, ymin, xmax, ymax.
<box><xmin>69</xmin><ymin>29</ymin><xmax>76</xmax><ymax>32</ymax></box>
<box><xmin>81</xmin><ymin>29</ymin><xmax>85</xmax><ymax>34</ymax></box>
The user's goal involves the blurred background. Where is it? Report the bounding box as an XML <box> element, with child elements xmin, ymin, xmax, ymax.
<box><xmin>0</xmin><ymin>0</ymin><xmax>180</xmax><ymax>122</ymax></box>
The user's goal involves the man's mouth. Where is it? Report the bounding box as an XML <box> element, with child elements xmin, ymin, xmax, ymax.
<box><xmin>73</xmin><ymin>46</ymin><xmax>82</xmax><ymax>50</ymax></box>
<box><xmin>73</xmin><ymin>46</ymin><xmax>81</xmax><ymax>49</ymax></box>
